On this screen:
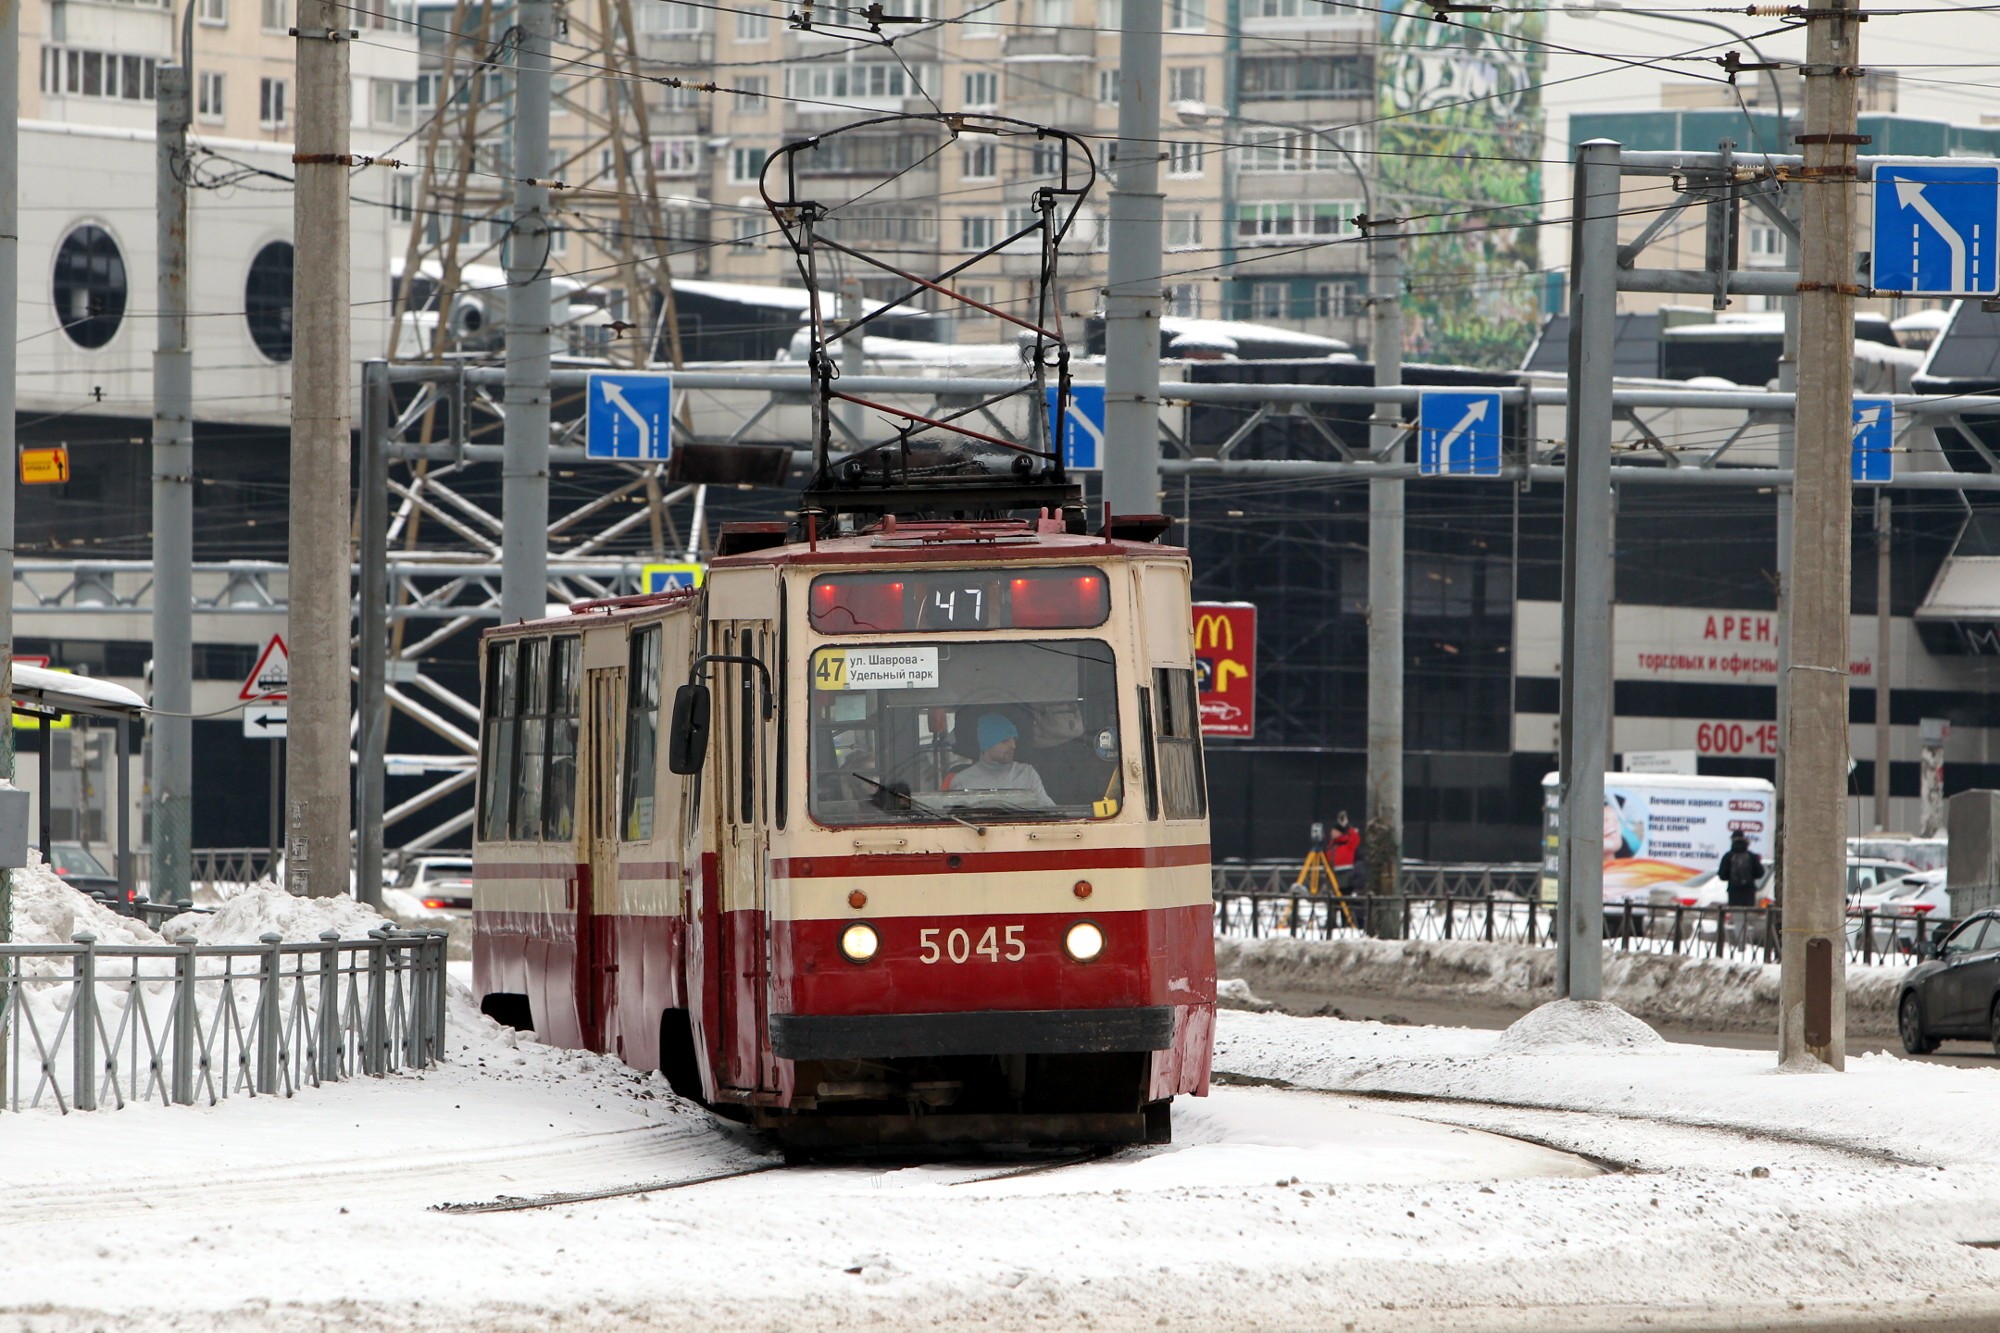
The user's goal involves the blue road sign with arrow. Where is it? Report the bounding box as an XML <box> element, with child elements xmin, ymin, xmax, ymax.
<box><xmin>1871</xmin><ymin>163</ymin><xmax>2000</xmax><ymax>296</ymax></box>
<box><xmin>1852</xmin><ymin>397</ymin><xmax>1895</xmax><ymax>485</ymax></box>
<box><xmin>1044</xmin><ymin>384</ymin><xmax>1106</xmax><ymax>471</ymax></box>
<box><xmin>586</xmin><ymin>372</ymin><xmax>674</xmax><ymax>461</ymax></box>
<box><xmin>1418</xmin><ymin>389</ymin><xmax>1504</xmax><ymax>477</ymax></box>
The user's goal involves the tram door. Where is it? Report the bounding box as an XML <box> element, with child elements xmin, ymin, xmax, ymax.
<box><xmin>577</xmin><ymin>664</ymin><xmax>625</xmax><ymax>1052</ymax></box>
<box><xmin>709</xmin><ymin>617</ymin><xmax>774</xmax><ymax>1092</ymax></box>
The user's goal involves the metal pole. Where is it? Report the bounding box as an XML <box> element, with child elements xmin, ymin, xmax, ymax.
<box><xmin>288</xmin><ymin>0</ymin><xmax>353</xmax><ymax>899</ymax></box>
<box><xmin>357</xmin><ymin>362</ymin><xmax>389</xmax><ymax>909</ymax></box>
<box><xmin>1874</xmin><ymin>491</ymin><xmax>1892</xmax><ymax>832</ymax></box>
<box><xmin>1774</xmin><ymin>206</ymin><xmax>1799</xmax><ymax>907</ymax></box>
<box><xmin>0</xmin><ymin>0</ymin><xmax>20</xmax><ymax>968</ymax></box>
<box><xmin>116</xmin><ymin>720</ymin><xmax>131</xmax><ymax>906</ymax></box>
<box><xmin>1103</xmin><ymin>0</ymin><xmax>1164</xmax><ymax>519</ymax></box>
<box><xmin>501</xmin><ymin>0</ymin><xmax>553</xmax><ymax>623</ymax></box>
<box><xmin>1779</xmin><ymin>0</ymin><xmax>1859</xmax><ymax>1069</ymax></box>
<box><xmin>841</xmin><ymin>278</ymin><xmax>866</xmax><ymax>444</ymax></box>
<box><xmin>1556</xmin><ymin>140</ymin><xmax>1620</xmax><ymax>1003</ymax></box>
<box><xmin>1365</xmin><ymin>224</ymin><xmax>1404</xmax><ymax>915</ymax></box>
<box><xmin>152</xmin><ymin>57</ymin><xmax>194</xmax><ymax>909</ymax></box>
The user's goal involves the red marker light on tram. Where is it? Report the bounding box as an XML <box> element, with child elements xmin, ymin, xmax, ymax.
<box><xmin>1073</xmin><ymin>880</ymin><xmax>1092</xmax><ymax>899</ymax></box>
<box><xmin>848</xmin><ymin>889</ymin><xmax>868</xmax><ymax>909</ymax></box>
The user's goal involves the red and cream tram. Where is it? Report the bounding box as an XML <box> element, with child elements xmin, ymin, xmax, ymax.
<box><xmin>471</xmin><ymin>514</ymin><xmax>1216</xmax><ymax>1147</ymax></box>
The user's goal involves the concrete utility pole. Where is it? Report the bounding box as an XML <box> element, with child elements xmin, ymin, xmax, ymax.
<box><xmin>152</xmin><ymin>50</ymin><xmax>194</xmax><ymax>908</ymax></box>
<box><xmin>0</xmin><ymin>0</ymin><xmax>19</xmax><ymax>954</ymax></box>
<box><xmin>287</xmin><ymin>0</ymin><xmax>352</xmax><ymax>898</ymax></box>
<box><xmin>1103</xmin><ymin>0</ymin><xmax>1163</xmax><ymax>518</ymax></box>
<box><xmin>1875</xmin><ymin>492</ymin><xmax>1892</xmax><ymax>832</ymax></box>
<box><xmin>501</xmin><ymin>0</ymin><xmax>554</xmax><ymax>624</ymax></box>
<box><xmin>357</xmin><ymin>361</ymin><xmax>389</xmax><ymax>910</ymax></box>
<box><xmin>1780</xmin><ymin>0</ymin><xmax>1861</xmax><ymax>1068</ymax></box>
<box><xmin>1555</xmin><ymin>140</ymin><xmax>1621</xmax><ymax>1003</ymax></box>
<box><xmin>1364</xmin><ymin>224</ymin><xmax>1404</xmax><ymax>910</ymax></box>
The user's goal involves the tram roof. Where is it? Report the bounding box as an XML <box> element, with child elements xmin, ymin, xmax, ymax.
<box><xmin>706</xmin><ymin>521</ymin><xmax>1184</xmax><ymax>571</ymax></box>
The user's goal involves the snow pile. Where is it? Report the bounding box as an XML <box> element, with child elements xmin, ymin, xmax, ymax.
<box><xmin>1215</xmin><ymin>977</ymin><xmax>1276</xmax><ymax>1012</ymax></box>
<box><xmin>8</xmin><ymin>855</ymin><xmax>161</xmax><ymax>953</ymax></box>
<box><xmin>159</xmin><ymin>885</ymin><xmax>393</xmax><ymax>945</ymax></box>
<box><xmin>1214</xmin><ymin>936</ymin><xmax>1908</xmax><ymax>1034</ymax></box>
<box><xmin>1494</xmin><ymin>999</ymin><xmax>1664</xmax><ymax>1052</ymax></box>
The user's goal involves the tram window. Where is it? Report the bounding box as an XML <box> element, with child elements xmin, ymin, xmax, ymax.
<box><xmin>512</xmin><ymin>638</ymin><xmax>551</xmax><ymax>841</ymax></box>
<box><xmin>544</xmin><ymin>636</ymin><xmax>581</xmax><ymax>842</ymax></box>
<box><xmin>478</xmin><ymin>640</ymin><xmax>519</xmax><ymax>842</ymax></box>
<box><xmin>806</xmin><ymin>639</ymin><xmax>1123</xmax><ymax>827</ymax></box>
<box><xmin>740</xmin><ymin>629</ymin><xmax>759</xmax><ymax>826</ymax></box>
<box><xmin>621</xmin><ymin>626</ymin><xmax>662</xmax><ymax>840</ymax></box>
<box><xmin>1153</xmin><ymin>667</ymin><xmax>1207</xmax><ymax>821</ymax></box>
<box><xmin>808</xmin><ymin>567</ymin><xmax>1110</xmax><ymax>634</ymax></box>
<box><xmin>1136</xmin><ymin>685</ymin><xmax>1159</xmax><ymax>821</ymax></box>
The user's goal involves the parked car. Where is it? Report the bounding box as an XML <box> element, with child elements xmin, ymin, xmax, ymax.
<box><xmin>1847</xmin><ymin>857</ymin><xmax>1920</xmax><ymax>904</ymax></box>
<box><xmin>48</xmin><ymin>841</ymin><xmax>132</xmax><ymax>914</ymax></box>
<box><xmin>395</xmin><ymin>855</ymin><xmax>474</xmax><ymax>913</ymax></box>
<box><xmin>1896</xmin><ymin>909</ymin><xmax>2000</xmax><ymax>1054</ymax></box>
<box><xmin>1850</xmin><ymin>873</ymin><xmax>1953</xmax><ymax>955</ymax></box>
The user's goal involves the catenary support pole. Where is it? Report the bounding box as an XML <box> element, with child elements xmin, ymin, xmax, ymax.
<box><xmin>288</xmin><ymin>0</ymin><xmax>353</xmax><ymax>898</ymax></box>
<box><xmin>358</xmin><ymin>361</ymin><xmax>390</xmax><ymax>910</ymax></box>
<box><xmin>1775</xmin><ymin>204</ymin><xmax>1799</xmax><ymax>906</ymax></box>
<box><xmin>1365</xmin><ymin>224</ymin><xmax>1404</xmax><ymax>915</ymax></box>
<box><xmin>0</xmin><ymin>0</ymin><xmax>17</xmax><ymax>1112</ymax></box>
<box><xmin>1780</xmin><ymin>0</ymin><xmax>1860</xmax><ymax>1069</ymax></box>
<box><xmin>1557</xmin><ymin>141</ymin><xmax>1621</xmax><ymax>1003</ymax></box>
<box><xmin>1103</xmin><ymin>0</ymin><xmax>1164</xmax><ymax>518</ymax></box>
<box><xmin>1875</xmin><ymin>491</ymin><xmax>1891</xmax><ymax>832</ymax></box>
<box><xmin>151</xmin><ymin>57</ymin><xmax>194</xmax><ymax>909</ymax></box>
<box><xmin>501</xmin><ymin>0</ymin><xmax>554</xmax><ymax>624</ymax></box>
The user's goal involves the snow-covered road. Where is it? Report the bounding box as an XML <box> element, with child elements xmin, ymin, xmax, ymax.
<box><xmin>5</xmin><ymin>988</ymin><xmax>2000</xmax><ymax>1332</ymax></box>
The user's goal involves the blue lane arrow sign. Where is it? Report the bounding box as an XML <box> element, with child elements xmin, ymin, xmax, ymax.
<box><xmin>1043</xmin><ymin>384</ymin><xmax>1106</xmax><ymax>471</ymax></box>
<box><xmin>1852</xmin><ymin>396</ymin><xmax>1895</xmax><ymax>485</ymax></box>
<box><xmin>1418</xmin><ymin>389</ymin><xmax>1504</xmax><ymax>477</ymax></box>
<box><xmin>1871</xmin><ymin>164</ymin><xmax>2000</xmax><ymax>296</ymax></box>
<box><xmin>586</xmin><ymin>372</ymin><xmax>674</xmax><ymax>460</ymax></box>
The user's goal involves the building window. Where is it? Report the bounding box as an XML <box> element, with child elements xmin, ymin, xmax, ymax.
<box><xmin>389</xmin><ymin>174</ymin><xmax>415</xmax><ymax>222</ymax></box>
<box><xmin>652</xmin><ymin>136</ymin><xmax>700</xmax><ymax>175</ymax></box>
<box><xmin>730</xmin><ymin>146</ymin><xmax>767</xmax><ymax>183</ymax></box>
<box><xmin>1236</xmin><ymin>200</ymin><xmax>1348</xmax><ymax>244</ymax></box>
<box><xmin>1166</xmin><ymin>209</ymin><xmax>1202</xmax><ymax>251</ymax></box>
<box><xmin>732</xmin><ymin>214</ymin><xmax>762</xmax><ymax>250</ymax></box>
<box><xmin>638</xmin><ymin>2</ymin><xmax>704</xmax><ymax>32</ymax></box>
<box><xmin>659</xmin><ymin>81</ymin><xmax>701</xmax><ymax>111</ymax></box>
<box><xmin>259</xmin><ymin>76</ymin><xmax>289</xmax><ymax>127</ymax></box>
<box><xmin>244</xmin><ymin>240</ymin><xmax>295</xmax><ymax>362</ymax></box>
<box><xmin>39</xmin><ymin>47</ymin><xmax>159</xmax><ymax>101</ymax></box>
<box><xmin>1167</xmin><ymin>141</ymin><xmax>1203</xmax><ymax>178</ymax></box>
<box><xmin>1167</xmin><ymin>283</ymin><xmax>1201</xmax><ymax>317</ymax></box>
<box><xmin>734</xmin><ymin>8</ymin><xmax>768</xmax><ymax>38</ymax></box>
<box><xmin>371</xmin><ymin>78</ymin><xmax>414</xmax><ymax>128</ymax></box>
<box><xmin>1097</xmin><ymin>69</ymin><xmax>1119</xmax><ymax>104</ymax></box>
<box><xmin>1238</xmin><ymin>54</ymin><xmax>1371</xmax><ymax>99</ymax></box>
<box><xmin>52</xmin><ymin>224</ymin><xmax>127</xmax><ymax>350</ymax></box>
<box><xmin>197</xmin><ymin>70</ymin><xmax>225</xmax><ymax>121</ymax></box>
<box><xmin>1746</xmin><ymin>221</ymin><xmax>1786</xmax><ymax>267</ymax></box>
<box><xmin>1030</xmin><ymin>142</ymin><xmax>1063</xmax><ymax>176</ymax></box>
<box><xmin>1167</xmin><ymin>66</ymin><xmax>1205</xmax><ymax>105</ymax></box>
<box><xmin>1242</xmin><ymin>0</ymin><xmax>1327</xmax><ymax>16</ymax></box>
<box><xmin>1029</xmin><ymin>0</ymin><xmax>1071</xmax><ymax>24</ymax></box>
<box><xmin>198</xmin><ymin>0</ymin><xmax>227</xmax><ymax>23</ymax></box>
<box><xmin>260</xmin><ymin>0</ymin><xmax>288</xmax><ymax>30</ymax></box>
<box><xmin>1168</xmin><ymin>0</ymin><xmax>1205</xmax><ymax>29</ymax></box>
<box><xmin>1250</xmin><ymin>281</ymin><xmax>1290</xmax><ymax>319</ymax></box>
<box><xmin>784</xmin><ymin>62</ymin><xmax>933</xmax><ymax>103</ymax></box>
<box><xmin>1240</xmin><ymin>127</ymin><xmax>1344</xmax><ymax>173</ymax></box>
<box><xmin>961</xmin><ymin>215</ymin><xmax>996</xmax><ymax>250</ymax></box>
<box><xmin>962</xmin><ymin>0</ymin><xmax>998</xmax><ymax>35</ymax></box>
<box><xmin>963</xmin><ymin>141</ymin><xmax>996</xmax><ymax>179</ymax></box>
<box><xmin>964</xmin><ymin>71</ymin><xmax>998</xmax><ymax>107</ymax></box>
<box><xmin>736</xmin><ymin>75</ymin><xmax>767</xmax><ymax>112</ymax></box>
<box><xmin>1314</xmin><ymin>281</ymin><xmax>1354</xmax><ymax>318</ymax></box>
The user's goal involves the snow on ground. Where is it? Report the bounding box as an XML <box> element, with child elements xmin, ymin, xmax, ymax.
<box><xmin>6</xmin><ymin>991</ymin><xmax>2000</xmax><ymax>1331</ymax></box>
<box><xmin>158</xmin><ymin>885</ymin><xmax>397</xmax><ymax>945</ymax></box>
<box><xmin>1217</xmin><ymin>934</ymin><xmax>1912</xmax><ymax>1033</ymax></box>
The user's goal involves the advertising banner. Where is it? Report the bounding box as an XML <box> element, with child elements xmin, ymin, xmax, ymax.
<box><xmin>1193</xmin><ymin>603</ymin><xmax>1256</xmax><ymax>739</ymax></box>
<box><xmin>1541</xmin><ymin>773</ymin><xmax>1775</xmax><ymax>901</ymax></box>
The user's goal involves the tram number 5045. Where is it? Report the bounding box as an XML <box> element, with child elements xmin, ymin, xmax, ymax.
<box><xmin>918</xmin><ymin>925</ymin><xmax>1026</xmax><ymax>964</ymax></box>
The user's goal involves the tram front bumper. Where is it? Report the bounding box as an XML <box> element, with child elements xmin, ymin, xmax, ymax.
<box><xmin>770</xmin><ymin>1006</ymin><xmax>1174</xmax><ymax>1060</ymax></box>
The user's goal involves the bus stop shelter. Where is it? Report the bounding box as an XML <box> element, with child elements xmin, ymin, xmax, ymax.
<box><xmin>9</xmin><ymin>664</ymin><xmax>146</xmax><ymax>905</ymax></box>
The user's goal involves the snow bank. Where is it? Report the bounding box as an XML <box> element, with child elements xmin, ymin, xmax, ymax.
<box><xmin>159</xmin><ymin>886</ymin><xmax>394</xmax><ymax>945</ymax></box>
<box><xmin>1215</xmin><ymin>977</ymin><xmax>1276</xmax><ymax>1012</ymax></box>
<box><xmin>9</xmin><ymin>855</ymin><xmax>161</xmax><ymax>951</ymax></box>
<box><xmin>1214</xmin><ymin>936</ymin><xmax>1907</xmax><ymax>1033</ymax></box>
<box><xmin>1494</xmin><ymin>999</ymin><xmax>1664</xmax><ymax>1052</ymax></box>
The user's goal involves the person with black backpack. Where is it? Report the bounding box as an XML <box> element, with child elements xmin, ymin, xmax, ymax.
<box><xmin>1718</xmin><ymin>832</ymin><xmax>1765</xmax><ymax>907</ymax></box>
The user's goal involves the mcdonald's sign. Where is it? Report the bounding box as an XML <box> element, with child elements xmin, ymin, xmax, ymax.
<box><xmin>1192</xmin><ymin>602</ymin><xmax>1255</xmax><ymax>738</ymax></box>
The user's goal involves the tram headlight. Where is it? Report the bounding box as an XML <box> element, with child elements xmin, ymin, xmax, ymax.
<box><xmin>839</xmin><ymin>923</ymin><xmax>880</xmax><ymax>964</ymax></box>
<box><xmin>1064</xmin><ymin>921</ymin><xmax>1105</xmax><ymax>963</ymax></box>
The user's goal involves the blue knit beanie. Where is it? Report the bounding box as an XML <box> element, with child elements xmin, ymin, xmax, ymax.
<box><xmin>977</xmin><ymin>713</ymin><xmax>1017</xmax><ymax>752</ymax></box>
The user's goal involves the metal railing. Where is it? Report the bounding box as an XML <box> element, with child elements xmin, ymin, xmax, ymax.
<box><xmin>1213</xmin><ymin>888</ymin><xmax>1950</xmax><ymax>968</ymax></box>
<box><xmin>1211</xmin><ymin>861</ymin><xmax>1543</xmax><ymax>899</ymax></box>
<box><xmin>190</xmin><ymin>848</ymin><xmax>278</xmax><ymax>890</ymax></box>
<box><xmin>0</xmin><ymin>928</ymin><xmax>449</xmax><ymax>1113</ymax></box>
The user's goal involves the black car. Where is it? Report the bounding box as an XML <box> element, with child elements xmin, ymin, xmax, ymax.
<box><xmin>1897</xmin><ymin>909</ymin><xmax>2000</xmax><ymax>1055</ymax></box>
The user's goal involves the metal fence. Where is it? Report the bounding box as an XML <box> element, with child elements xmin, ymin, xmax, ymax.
<box><xmin>1213</xmin><ymin>888</ymin><xmax>1950</xmax><ymax>969</ymax></box>
<box><xmin>0</xmin><ymin>928</ymin><xmax>449</xmax><ymax>1113</ymax></box>
<box><xmin>191</xmin><ymin>847</ymin><xmax>278</xmax><ymax>891</ymax></box>
<box><xmin>1211</xmin><ymin>861</ymin><xmax>1544</xmax><ymax>899</ymax></box>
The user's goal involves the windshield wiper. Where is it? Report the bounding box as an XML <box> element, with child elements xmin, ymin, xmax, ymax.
<box><xmin>850</xmin><ymin>775</ymin><xmax>987</xmax><ymax>836</ymax></box>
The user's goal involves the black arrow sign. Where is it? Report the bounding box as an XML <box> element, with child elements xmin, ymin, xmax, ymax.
<box><xmin>249</xmin><ymin>712</ymin><xmax>287</xmax><ymax>728</ymax></box>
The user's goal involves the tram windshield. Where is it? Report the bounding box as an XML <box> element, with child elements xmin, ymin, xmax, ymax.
<box><xmin>808</xmin><ymin>639</ymin><xmax>1123</xmax><ymax>826</ymax></box>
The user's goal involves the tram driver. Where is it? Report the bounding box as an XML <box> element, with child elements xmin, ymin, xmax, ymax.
<box><xmin>945</xmin><ymin>713</ymin><xmax>1054</xmax><ymax>808</ymax></box>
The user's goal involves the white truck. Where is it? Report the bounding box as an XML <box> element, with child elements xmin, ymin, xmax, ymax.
<box><xmin>1539</xmin><ymin>772</ymin><xmax>1777</xmax><ymax>906</ymax></box>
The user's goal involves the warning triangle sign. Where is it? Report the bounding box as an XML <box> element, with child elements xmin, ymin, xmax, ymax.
<box><xmin>241</xmin><ymin>634</ymin><xmax>290</xmax><ymax>702</ymax></box>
